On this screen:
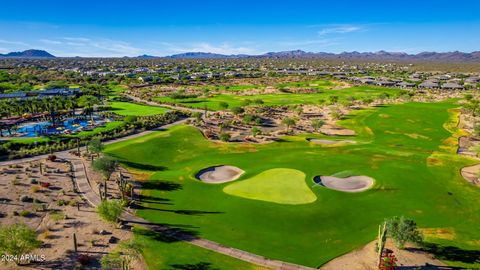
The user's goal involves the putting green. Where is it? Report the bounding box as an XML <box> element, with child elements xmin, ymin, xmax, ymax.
<box><xmin>223</xmin><ymin>168</ymin><xmax>317</xmax><ymax>205</ymax></box>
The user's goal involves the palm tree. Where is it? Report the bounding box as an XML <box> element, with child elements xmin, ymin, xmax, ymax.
<box><xmin>78</xmin><ymin>95</ymin><xmax>100</xmax><ymax>120</ymax></box>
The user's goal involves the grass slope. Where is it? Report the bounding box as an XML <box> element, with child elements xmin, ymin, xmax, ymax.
<box><xmin>106</xmin><ymin>101</ymin><xmax>480</xmax><ymax>268</ymax></box>
<box><xmin>108</xmin><ymin>101</ymin><xmax>169</xmax><ymax>116</ymax></box>
<box><xmin>223</xmin><ymin>168</ymin><xmax>317</xmax><ymax>204</ymax></box>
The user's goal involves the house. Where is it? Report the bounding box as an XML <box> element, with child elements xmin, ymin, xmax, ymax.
<box><xmin>418</xmin><ymin>81</ymin><xmax>439</xmax><ymax>89</ymax></box>
<box><xmin>441</xmin><ymin>82</ymin><xmax>464</xmax><ymax>90</ymax></box>
<box><xmin>376</xmin><ymin>81</ymin><xmax>396</xmax><ymax>87</ymax></box>
<box><xmin>0</xmin><ymin>88</ymin><xmax>81</xmax><ymax>100</ymax></box>
<box><xmin>0</xmin><ymin>92</ymin><xmax>27</xmax><ymax>99</ymax></box>
<box><xmin>397</xmin><ymin>81</ymin><xmax>416</xmax><ymax>88</ymax></box>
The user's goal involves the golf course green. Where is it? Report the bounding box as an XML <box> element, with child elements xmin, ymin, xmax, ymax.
<box><xmin>105</xmin><ymin>101</ymin><xmax>480</xmax><ymax>268</ymax></box>
<box><xmin>223</xmin><ymin>168</ymin><xmax>317</xmax><ymax>205</ymax></box>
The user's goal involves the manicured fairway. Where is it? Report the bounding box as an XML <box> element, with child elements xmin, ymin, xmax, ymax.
<box><xmin>155</xmin><ymin>85</ymin><xmax>401</xmax><ymax>110</ymax></box>
<box><xmin>106</xmin><ymin>101</ymin><xmax>480</xmax><ymax>268</ymax></box>
<box><xmin>223</xmin><ymin>168</ymin><xmax>317</xmax><ymax>204</ymax></box>
<box><xmin>108</xmin><ymin>101</ymin><xmax>169</xmax><ymax>116</ymax></box>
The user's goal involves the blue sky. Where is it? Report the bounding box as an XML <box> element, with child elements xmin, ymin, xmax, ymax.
<box><xmin>0</xmin><ymin>0</ymin><xmax>479</xmax><ymax>57</ymax></box>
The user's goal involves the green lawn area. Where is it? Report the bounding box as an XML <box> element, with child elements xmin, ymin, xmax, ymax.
<box><xmin>108</xmin><ymin>101</ymin><xmax>169</xmax><ymax>116</ymax></box>
<box><xmin>70</xmin><ymin>121</ymin><xmax>124</xmax><ymax>138</ymax></box>
<box><xmin>105</xmin><ymin>101</ymin><xmax>480</xmax><ymax>268</ymax></box>
<box><xmin>155</xmin><ymin>85</ymin><xmax>401</xmax><ymax>110</ymax></box>
<box><xmin>134</xmin><ymin>227</ymin><xmax>269</xmax><ymax>270</ymax></box>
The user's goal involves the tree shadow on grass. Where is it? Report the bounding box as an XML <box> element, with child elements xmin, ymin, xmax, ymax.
<box><xmin>132</xmin><ymin>203</ymin><xmax>223</xmax><ymax>216</ymax></box>
<box><xmin>421</xmin><ymin>243</ymin><xmax>480</xmax><ymax>265</ymax></box>
<box><xmin>137</xmin><ymin>194</ymin><xmax>172</xmax><ymax>203</ymax></box>
<box><xmin>169</xmin><ymin>262</ymin><xmax>219</xmax><ymax>270</ymax></box>
<box><xmin>121</xmin><ymin>161</ymin><xmax>167</xmax><ymax>171</ymax></box>
<box><xmin>134</xmin><ymin>180</ymin><xmax>182</xmax><ymax>191</ymax></box>
<box><xmin>133</xmin><ymin>224</ymin><xmax>200</xmax><ymax>243</ymax></box>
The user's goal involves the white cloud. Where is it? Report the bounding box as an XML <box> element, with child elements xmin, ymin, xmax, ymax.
<box><xmin>277</xmin><ymin>39</ymin><xmax>339</xmax><ymax>47</ymax></box>
<box><xmin>0</xmin><ymin>39</ymin><xmax>31</xmax><ymax>47</ymax></box>
<box><xmin>39</xmin><ymin>39</ymin><xmax>63</xmax><ymax>45</ymax></box>
<box><xmin>36</xmin><ymin>37</ymin><xmax>144</xmax><ymax>57</ymax></box>
<box><xmin>318</xmin><ymin>25</ymin><xmax>363</xmax><ymax>36</ymax></box>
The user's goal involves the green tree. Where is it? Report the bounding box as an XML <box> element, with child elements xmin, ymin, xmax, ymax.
<box><xmin>97</xmin><ymin>199</ymin><xmax>124</xmax><ymax>223</ymax></box>
<box><xmin>218</xmin><ymin>101</ymin><xmax>229</xmax><ymax>110</ymax></box>
<box><xmin>101</xmin><ymin>239</ymin><xmax>143</xmax><ymax>270</ymax></box>
<box><xmin>230</xmin><ymin>106</ymin><xmax>245</xmax><ymax>115</ymax></box>
<box><xmin>328</xmin><ymin>95</ymin><xmax>339</xmax><ymax>104</ymax></box>
<box><xmin>282</xmin><ymin>117</ymin><xmax>296</xmax><ymax>133</ymax></box>
<box><xmin>124</xmin><ymin>115</ymin><xmax>138</xmax><ymax>125</ymax></box>
<box><xmin>0</xmin><ymin>224</ymin><xmax>41</xmax><ymax>264</ymax></box>
<box><xmin>251</xmin><ymin>127</ymin><xmax>261</xmax><ymax>137</ymax></box>
<box><xmin>386</xmin><ymin>216</ymin><xmax>423</xmax><ymax>249</ymax></box>
<box><xmin>92</xmin><ymin>156</ymin><xmax>118</xmax><ymax>200</ymax></box>
<box><xmin>219</xmin><ymin>132</ymin><xmax>231</xmax><ymax>142</ymax></box>
<box><xmin>88</xmin><ymin>138</ymin><xmax>104</xmax><ymax>157</ymax></box>
<box><xmin>78</xmin><ymin>95</ymin><xmax>100</xmax><ymax>120</ymax></box>
<box><xmin>193</xmin><ymin>112</ymin><xmax>203</xmax><ymax>123</ymax></box>
<box><xmin>311</xmin><ymin>119</ymin><xmax>325</xmax><ymax>132</ymax></box>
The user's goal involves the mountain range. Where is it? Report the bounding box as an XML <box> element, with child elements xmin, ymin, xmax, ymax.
<box><xmin>2</xmin><ymin>49</ymin><xmax>480</xmax><ymax>62</ymax></box>
<box><xmin>162</xmin><ymin>50</ymin><xmax>480</xmax><ymax>62</ymax></box>
<box><xmin>0</xmin><ymin>49</ymin><xmax>55</xmax><ymax>58</ymax></box>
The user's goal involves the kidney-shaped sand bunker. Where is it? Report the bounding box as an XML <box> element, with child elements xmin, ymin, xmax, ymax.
<box><xmin>313</xmin><ymin>175</ymin><xmax>374</xmax><ymax>192</ymax></box>
<box><xmin>196</xmin><ymin>165</ymin><xmax>245</xmax><ymax>184</ymax></box>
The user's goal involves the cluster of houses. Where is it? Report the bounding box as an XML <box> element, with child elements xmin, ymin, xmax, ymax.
<box><xmin>0</xmin><ymin>88</ymin><xmax>81</xmax><ymax>100</ymax></box>
<box><xmin>1</xmin><ymin>58</ymin><xmax>479</xmax><ymax>91</ymax></box>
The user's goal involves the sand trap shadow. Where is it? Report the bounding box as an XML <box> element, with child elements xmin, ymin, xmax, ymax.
<box><xmin>313</xmin><ymin>175</ymin><xmax>374</xmax><ymax>192</ymax></box>
<box><xmin>195</xmin><ymin>165</ymin><xmax>244</xmax><ymax>184</ymax></box>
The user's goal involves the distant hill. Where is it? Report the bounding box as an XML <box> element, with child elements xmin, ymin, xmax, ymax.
<box><xmin>166</xmin><ymin>52</ymin><xmax>244</xmax><ymax>59</ymax></box>
<box><xmin>161</xmin><ymin>50</ymin><xmax>480</xmax><ymax>62</ymax></box>
<box><xmin>136</xmin><ymin>54</ymin><xmax>160</xmax><ymax>59</ymax></box>
<box><xmin>0</xmin><ymin>49</ymin><xmax>55</xmax><ymax>58</ymax></box>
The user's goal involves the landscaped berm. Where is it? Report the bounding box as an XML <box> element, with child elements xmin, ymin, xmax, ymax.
<box><xmin>105</xmin><ymin>101</ymin><xmax>480</xmax><ymax>269</ymax></box>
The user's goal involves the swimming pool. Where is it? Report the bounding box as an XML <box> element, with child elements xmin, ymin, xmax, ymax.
<box><xmin>16</xmin><ymin>117</ymin><xmax>103</xmax><ymax>137</ymax></box>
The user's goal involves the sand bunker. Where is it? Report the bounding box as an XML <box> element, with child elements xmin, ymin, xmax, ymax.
<box><xmin>460</xmin><ymin>164</ymin><xmax>480</xmax><ymax>185</ymax></box>
<box><xmin>307</xmin><ymin>138</ymin><xmax>355</xmax><ymax>145</ymax></box>
<box><xmin>196</xmin><ymin>165</ymin><xmax>244</xmax><ymax>184</ymax></box>
<box><xmin>314</xmin><ymin>175</ymin><xmax>374</xmax><ymax>192</ymax></box>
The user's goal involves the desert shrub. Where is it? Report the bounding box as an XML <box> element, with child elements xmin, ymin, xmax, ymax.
<box><xmin>0</xmin><ymin>223</ymin><xmax>40</xmax><ymax>264</ymax></box>
<box><xmin>386</xmin><ymin>216</ymin><xmax>423</xmax><ymax>249</ymax></box>
<box><xmin>96</xmin><ymin>199</ymin><xmax>123</xmax><ymax>223</ymax></box>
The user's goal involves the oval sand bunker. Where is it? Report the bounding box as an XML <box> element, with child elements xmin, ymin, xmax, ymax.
<box><xmin>196</xmin><ymin>165</ymin><xmax>244</xmax><ymax>184</ymax></box>
<box><xmin>314</xmin><ymin>175</ymin><xmax>374</xmax><ymax>192</ymax></box>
